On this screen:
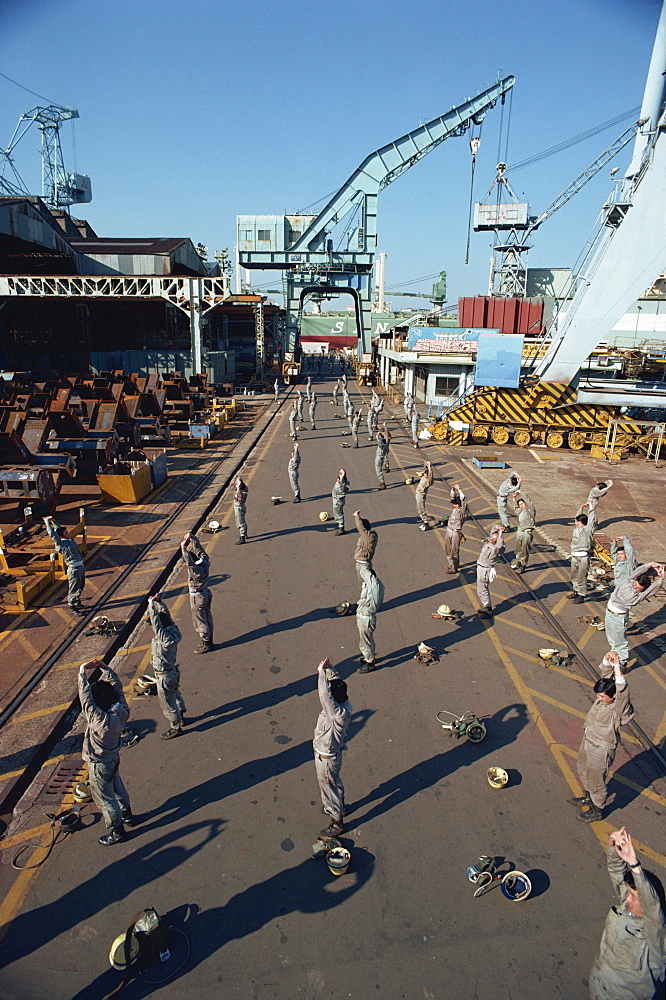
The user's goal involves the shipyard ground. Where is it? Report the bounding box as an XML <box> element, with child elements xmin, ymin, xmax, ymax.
<box><xmin>0</xmin><ymin>374</ymin><xmax>664</xmax><ymax>1000</ymax></box>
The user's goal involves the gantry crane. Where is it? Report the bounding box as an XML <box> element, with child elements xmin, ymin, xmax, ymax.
<box><xmin>237</xmin><ymin>76</ymin><xmax>514</xmax><ymax>357</ymax></box>
<box><xmin>0</xmin><ymin>104</ymin><xmax>91</xmax><ymax>208</ymax></box>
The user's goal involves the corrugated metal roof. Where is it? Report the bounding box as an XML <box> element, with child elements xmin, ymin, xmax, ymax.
<box><xmin>69</xmin><ymin>237</ymin><xmax>189</xmax><ymax>254</ymax></box>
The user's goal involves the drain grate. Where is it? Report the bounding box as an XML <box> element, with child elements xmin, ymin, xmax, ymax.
<box><xmin>41</xmin><ymin>756</ymin><xmax>87</xmax><ymax>799</ymax></box>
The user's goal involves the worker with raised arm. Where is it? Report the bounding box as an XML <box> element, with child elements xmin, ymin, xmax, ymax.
<box><xmin>181</xmin><ymin>532</ymin><xmax>214</xmax><ymax>653</ymax></box>
<box><xmin>332</xmin><ymin>378</ymin><xmax>340</xmax><ymax>407</ymax></box>
<box><xmin>569</xmin><ymin>509</ymin><xmax>596</xmax><ymax>604</ymax></box>
<box><xmin>353</xmin><ymin>509</ymin><xmax>378</xmax><ymax>590</ymax></box>
<box><xmin>78</xmin><ymin>658</ymin><xmax>134</xmax><ymax>846</ymax></box>
<box><xmin>511</xmin><ymin>491</ymin><xmax>536</xmax><ymax>574</ymax></box>
<box><xmin>589</xmin><ymin>827</ymin><xmax>666</xmax><ymax>1000</ymax></box>
<box><xmin>233</xmin><ymin>477</ymin><xmax>249</xmax><ymax>545</ymax></box>
<box><xmin>296</xmin><ymin>389</ymin><xmax>304</xmax><ymax>423</ymax></box>
<box><xmin>351</xmin><ymin>407</ymin><xmax>362</xmax><ymax>448</ymax></box>
<box><xmin>605</xmin><ymin>562</ymin><xmax>666</xmax><ymax>671</ymax></box>
<box><xmin>313</xmin><ymin>657</ymin><xmax>352</xmax><ymax>840</ymax></box>
<box><xmin>289</xmin><ymin>400</ymin><xmax>298</xmax><ymax>440</ymax></box>
<box><xmin>332</xmin><ymin>468</ymin><xmax>350</xmax><ymax>536</ymax></box>
<box><xmin>309</xmin><ymin>391</ymin><xmax>318</xmax><ymax>430</ymax></box>
<box><xmin>496</xmin><ymin>472</ymin><xmax>521</xmax><ymax>531</ymax></box>
<box><xmin>43</xmin><ymin>515</ymin><xmax>86</xmax><ymax>616</ymax></box>
<box><xmin>587</xmin><ymin>478</ymin><xmax>613</xmax><ymax>512</ymax></box>
<box><xmin>568</xmin><ymin>652</ymin><xmax>633</xmax><ymax>822</ymax></box>
<box><xmin>611</xmin><ymin>535</ymin><xmax>639</xmax><ymax>587</ymax></box>
<box><xmin>445</xmin><ymin>485</ymin><xmax>467</xmax><ymax>574</ymax></box>
<box><xmin>148</xmin><ymin>594</ymin><xmax>186</xmax><ymax>740</ymax></box>
<box><xmin>410</xmin><ymin>406</ymin><xmax>421</xmax><ymax>448</ymax></box>
<box><xmin>415</xmin><ymin>460</ymin><xmax>434</xmax><ymax>530</ymax></box>
<box><xmin>476</xmin><ymin>525</ymin><xmax>505</xmax><ymax>618</ymax></box>
<box><xmin>288</xmin><ymin>442</ymin><xmax>301</xmax><ymax>502</ymax></box>
<box><xmin>374</xmin><ymin>424</ymin><xmax>390</xmax><ymax>489</ymax></box>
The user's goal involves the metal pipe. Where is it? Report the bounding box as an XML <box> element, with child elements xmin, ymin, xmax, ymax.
<box><xmin>626</xmin><ymin>0</ymin><xmax>666</xmax><ymax>178</ymax></box>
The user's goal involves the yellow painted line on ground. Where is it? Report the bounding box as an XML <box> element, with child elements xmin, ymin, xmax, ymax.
<box><xmin>493</xmin><ymin>615</ymin><xmax>561</xmax><ymax>643</ymax></box>
<box><xmin>0</xmin><ymin>833</ymin><xmax>55</xmax><ymax>936</ymax></box>
<box><xmin>501</xmin><ymin>644</ymin><xmax>594</xmax><ymax>686</ymax></box>
<box><xmin>559</xmin><ymin>745</ymin><xmax>666</xmax><ymax>810</ymax></box>
<box><xmin>457</xmin><ymin>578</ymin><xmax>610</xmax><ymax>857</ymax></box>
<box><xmin>550</xmin><ymin>594</ymin><xmax>570</xmax><ymax>616</ymax></box>
<box><xmin>531</xmin><ymin>567</ymin><xmax>555</xmax><ymax>588</ymax></box>
<box><xmin>9</xmin><ymin>701</ymin><xmax>73</xmax><ymax>724</ymax></box>
<box><xmin>526</xmin><ymin>686</ymin><xmax>641</xmax><ymax>747</ymax></box>
<box><xmin>128</xmin><ymin>563</ymin><xmax>169</xmax><ymax>575</ymax></box>
<box><xmin>0</xmin><ymin>753</ymin><xmax>68</xmax><ymax>784</ymax></box>
<box><xmin>55</xmin><ymin>643</ymin><xmax>152</xmax><ymax>671</ymax></box>
<box><xmin>0</xmin><ymin>822</ymin><xmax>52</xmax><ymax>852</ymax></box>
<box><xmin>654</xmin><ymin>708</ymin><xmax>666</xmax><ymax>746</ymax></box>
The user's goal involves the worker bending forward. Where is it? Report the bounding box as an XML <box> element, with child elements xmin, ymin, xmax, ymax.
<box><xmin>181</xmin><ymin>532</ymin><xmax>214</xmax><ymax>653</ymax></box>
<box><xmin>149</xmin><ymin>595</ymin><xmax>186</xmax><ymax>740</ymax></box>
<box><xmin>569</xmin><ymin>652</ymin><xmax>632</xmax><ymax>822</ymax></box>
<box><xmin>605</xmin><ymin>562</ymin><xmax>665</xmax><ymax>670</ymax></box>
<box><xmin>314</xmin><ymin>657</ymin><xmax>352</xmax><ymax>840</ymax></box>
<box><xmin>79</xmin><ymin>658</ymin><xmax>134</xmax><ymax>845</ymax></box>
<box><xmin>476</xmin><ymin>525</ymin><xmax>505</xmax><ymax>618</ymax></box>
<box><xmin>44</xmin><ymin>515</ymin><xmax>86</xmax><ymax>615</ymax></box>
<box><xmin>445</xmin><ymin>485</ymin><xmax>467</xmax><ymax>574</ymax></box>
<box><xmin>356</xmin><ymin>568</ymin><xmax>384</xmax><ymax>673</ymax></box>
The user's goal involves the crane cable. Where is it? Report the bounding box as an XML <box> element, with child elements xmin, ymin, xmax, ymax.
<box><xmin>465</xmin><ymin>122</ymin><xmax>483</xmax><ymax>265</ymax></box>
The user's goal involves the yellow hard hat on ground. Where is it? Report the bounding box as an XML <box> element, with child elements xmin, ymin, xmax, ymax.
<box><xmin>319</xmin><ymin>512</ymin><xmax>329</xmax><ymax>522</ymax></box>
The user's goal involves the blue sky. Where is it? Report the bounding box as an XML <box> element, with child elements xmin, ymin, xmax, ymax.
<box><xmin>1</xmin><ymin>0</ymin><xmax>661</xmax><ymax>307</ymax></box>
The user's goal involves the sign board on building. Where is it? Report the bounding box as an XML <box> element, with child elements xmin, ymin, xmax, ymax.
<box><xmin>406</xmin><ymin>328</ymin><xmax>499</xmax><ymax>353</ymax></box>
<box><xmin>475</xmin><ymin>333</ymin><xmax>525</xmax><ymax>388</ymax></box>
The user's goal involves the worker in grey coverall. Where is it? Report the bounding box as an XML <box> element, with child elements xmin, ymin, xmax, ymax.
<box><xmin>511</xmin><ymin>492</ymin><xmax>536</xmax><ymax>573</ymax></box>
<box><xmin>296</xmin><ymin>390</ymin><xmax>304</xmax><ymax>422</ymax></box>
<box><xmin>476</xmin><ymin>525</ymin><xmax>505</xmax><ymax>617</ymax></box>
<box><xmin>181</xmin><ymin>532</ymin><xmax>214</xmax><ymax>652</ymax></box>
<box><xmin>309</xmin><ymin>392</ymin><xmax>317</xmax><ymax>430</ymax></box>
<box><xmin>288</xmin><ymin>442</ymin><xmax>301</xmax><ymax>501</ymax></box>
<box><xmin>445</xmin><ymin>485</ymin><xmax>467</xmax><ymax>573</ymax></box>
<box><xmin>356</xmin><ymin>568</ymin><xmax>384</xmax><ymax>673</ymax></box>
<box><xmin>78</xmin><ymin>657</ymin><xmax>134</xmax><ymax>845</ymax></box>
<box><xmin>44</xmin><ymin>515</ymin><xmax>86</xmax><ymax>615</ymax></box>
<box><xmin>314</xmin><ymin>657</ymin><xmax>352</xmax><ymax>839</ymax></box>
<box><xmin>148</xmin><ymin>595</ymin><xmax>186</xmax><ymax>739</ymax></box>
<box><xmin>347</xmin><ymin>400</ymin><xmax>356</xmax><ymax>434</ymax></box>
<box><xmin>233</xmin><ymin>477</ymin><xmax>249</xmax><ymax>545</ymax></box>
<box><xmin>351</xmin><ymin>408</ymin><xmax>361</xmax><ymax>448</ymax></box>
<box><xmin>587</xmin><ymin>478</ymin><xmax>613</xmax><ymax>512</ymax></box>
<box><xmin>605</xmin><ymin>562</ymin><xmax>665</xmax><ymax>670</ymax></box>
<box><xmin>496</xmin><ymin>473</ymin><xmax>521</xmax><ymax>530</ymax></box>
<box><xmin>410</xmin><ymin>407</ymin><xmax>421</xmax><ymax>448</ymax></box>
<box><xmin>353</xmin><ymin>509</ymin><xmax>377</xmax><ymax>590</ymax></box>
<box><xmin>404</xmin><ymin>391</ymin><xmax>413</xmax><ymax>420</ymax></box>
<box><xmin>273</xmin><ymin>378</ymin><xmax>279</xmax><ymax>403</ymax></box>
<box><xmin>332</xmin><ymin>468</ymin><xmax>350</xmax><ymax>535</ymax></box>
<box><xmin>342</xmin><ymin>388</ymin><xmax>351</xmax><ymax>418</ymax></box>
<box><xmin>332</xmin><ymin>379</ymin><xmax>340</xmax><ymax>407</ymax></box>
<box><xmin>569</xmin><ymin>510</ymin><xmax>596</xmax><ymax>603</ymax></box>
<box><xmin>375</xmin><ymin>425</ymin><xmax>390</xmax><ymax>488</ymax></box>
<box><xmin>589</xmin><ymin>826</ymin><xmax>666</xmax><ymax>1000</ymax></box>
<box><xmin>305</xmin><ymin>376</ymin><xmax>312</xmax><ymax>402</ymax></box>
<box><xmin>568</xmin><ymin>652</ymin><xmax>632</xmax><ymax>822</ymax></box>
<box><xmin>415</xmin><ymin>461</ymin><xmax>434</xmax><ymax>529</ymax></box>
<box><xmin>289</xmin><ymin>402</ymin><xmax>298</xmax><ymax>439</ymax></box>
<box><xmin>611</xmin><ymin>535</ymin><xmax>638</xmax><ymax>587</ymax></box>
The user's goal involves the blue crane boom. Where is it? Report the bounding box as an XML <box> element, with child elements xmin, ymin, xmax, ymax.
<box><xmin>238</xmin><ymin>76</ymin><xmax>515</xmax><ymax>357</ymax></box>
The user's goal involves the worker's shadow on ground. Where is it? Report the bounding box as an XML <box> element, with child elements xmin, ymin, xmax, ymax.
<box><xmin>0</xmin><ymin>819</ymin><xmax>225</xmax><ymax>975</ymax></box>
<box><xmin>71</xmin><ymin>850</ymin><xmax>376</xmax><ymax>999</ymax></box>
<box><xmin>347</xmin><ymin>703</ymin><xmax>529</xmax><ymax>830</ymax></box>
<box><xmin>608</xmin><ymin>744</ymin><xmax>666</xmax><ymax>817</ymax></box>
<box><xmin>218</xmin><ymin>605</ymin><xmax>331</xmax><ymax>649</ymax></box>
<box><xmin>131</xmin><ymin>714</ymin><xmax>372</xmax><ymax>839</ymax></box>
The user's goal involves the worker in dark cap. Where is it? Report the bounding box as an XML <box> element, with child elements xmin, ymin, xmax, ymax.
<box><xmin>148</xmin><ymin>594</ymin><xmax>186</xmax><ymax>740</ymax></box>
<box><xmin>78</xmin><ymin>657</ymin><xmax>134</xmax><ymax>845</ymax></box>
<box><xmin>314</xmin><ymin>657</ymin><xmax>352</xmax><ymax>839</ymax></box>
<box><xmin>44</xmin><ymin>515</ymin><xmax>86</xmax><ymax>616</ymax></box>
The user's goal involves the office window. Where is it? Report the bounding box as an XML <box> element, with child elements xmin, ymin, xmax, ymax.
<box><xmin>258</xmin><ymin>230</ymin><xmax>271</xmax><ymax>241</ymax></box>
<box><xmin>434</xmin><ymin>376</ymin><xmax>459</xmax><ymax>396</ymax></box>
